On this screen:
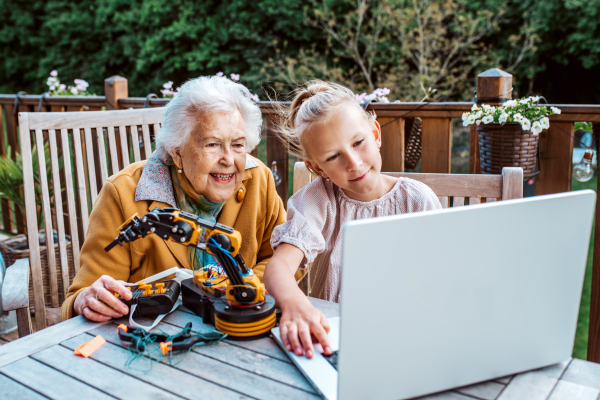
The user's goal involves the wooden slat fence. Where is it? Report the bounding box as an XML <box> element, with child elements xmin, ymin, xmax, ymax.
<box><xmin>2</xmin><ymin>72</ymin><xmax>600</xmax><ymax>361</ymax></box>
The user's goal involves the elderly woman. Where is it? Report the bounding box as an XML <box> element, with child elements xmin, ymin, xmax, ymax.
<box><xmin>61</xmin><ymin>77</ymin><xmax>286</xmax><ymax>321</ymax></box>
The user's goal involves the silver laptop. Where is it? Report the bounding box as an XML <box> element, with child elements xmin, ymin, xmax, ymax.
<box><xmin>272</xmin><ymin>190</ymin><xmax>596</xmax><ymax>400</ymax></box>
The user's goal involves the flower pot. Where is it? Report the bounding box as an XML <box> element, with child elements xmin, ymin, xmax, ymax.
<box><xmin>478</xmin><ymin>123</ymin><xmax>539</xmax><ymax>178</ymax></box>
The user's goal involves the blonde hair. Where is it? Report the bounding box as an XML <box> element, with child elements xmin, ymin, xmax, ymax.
<box><xmin>277</xmin><ymin>80</ymin><xmax>376</xmax><ymax>171</ymax></box>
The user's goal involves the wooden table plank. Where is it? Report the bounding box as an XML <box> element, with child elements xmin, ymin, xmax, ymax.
<box><xmin>497</xmin><ymin>371</ymin><xmax>557</xmax><ymax>400</ymax></box>
<box><xmin>62</xmin><ymin>333</ymin><xmax>250</xmax><ymax>400</ymax></box>
<box><xmin>89</xmin><ymin>321</ymin><xmax>320</xmax><ymax>400</ymax></box>
<box><xmin>414</xmin><ymin>391</ymin><xmax>478</xmax><ymax>399</ymax></box>
<box><xmin>30</xmin><ymin>345</ymin><xmax>182</xmax><ymax>400</ymax></box>
<box><xmin>194</xmin><ymin>340</ymin><xmax>316</xmax><ymax>393</ymax></box>
<box><xmin>225</xmin><ymin>337</ymin><xmax>291</xmax><ymax>364</ymax></box>
<box><xmin>114</xmin><ymin>320</ymin><xmax>315</xmax><ymax>393</ymax></box>
<box><xmin>307</xmin><ymin>297</ymin><xmax>340</xmax><ymax>318</ymax></box>
<box><xmin>547</xmin><ymin>380</ymin><xmax>600</xmax><ymax>400</ymax></box>
<box><xmin>0</xmin><ymin>373</ymin><xmax>48</xmax><ymax>399</ymax></box>
<box><xmin>560</xmin><ymin>358</ymin><xmax>600</xmax><ymax>390</ymax></box>
<box><xmin>454</xmin><ymin>380</ymin><xmax>506</xmax><ymax>400</ymax></box>
<box><xmin>0</xmin><ymin>316</ymin><xmax>108</xmax><ymax>368</ymax></box>
<box><xmin>175</xmin><ymin>305</ymin><xmax>293</xmax><ymax>363</ymax></box>
<box><xmin>1</xmin><ymin>356</ymin><xmax>114</xmax><ymax>400</ymax></box>
<box><xmin>494</xmin><ymin>375</ymin><xmax>514</xmax><ymax>385</ymax></box>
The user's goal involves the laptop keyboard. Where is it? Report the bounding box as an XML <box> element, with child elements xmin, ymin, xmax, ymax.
<box><xmin>322</xmin><ymin>350</ymin><xmax>339</xmax><ymax>370</ymax></box>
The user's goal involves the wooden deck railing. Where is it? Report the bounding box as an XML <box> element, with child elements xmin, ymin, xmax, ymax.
<box><xmin>2</xmin><ymin>72</ymin><xmax>600</xmax><ymax>362</ymax></box>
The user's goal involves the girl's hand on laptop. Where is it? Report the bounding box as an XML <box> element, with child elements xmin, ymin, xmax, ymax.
<box><xmin>279</xmin><ymin>297</ymin><xmax>332</xmax><ymax>359</ymax></box>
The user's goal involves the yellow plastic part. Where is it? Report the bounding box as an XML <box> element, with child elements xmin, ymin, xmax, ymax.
<box><xmin>116</xmin><ymin>213</ymin><xmax>138</xmax><ymax>232</ymax></box>
<box><xmin>172</xmin><ymin>210</ymin><xmax>203</xmax><ymax>246</ymax></box>
<box><xmin>155</xmin><ymin>283</ymin><xmax>166</xmax><ymax>294</ymax></box>
<box><xmin>140</xmin><ymin>284</ymin><xmax>153</xmax><ymax>295</ymax></box>
<box><xmin>205</xmin><ymin>230</ymin><xmax>242</xmax><ymax>257</ymax></box>
<box><xmin>214</xmin><ymin>311</ymin><xmax>276</xmax><ymax>338</ymax></box>
<box><xmin>225</xmin><ymin>274</ymin><xmax>266</xmax><ymax>306</ymax></box>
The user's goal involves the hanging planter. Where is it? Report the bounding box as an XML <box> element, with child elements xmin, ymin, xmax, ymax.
<box><xmin>462</xmin><ymin>97</ymin><xmax>562</xmax><ymax>178</ymax></box>
<box><xmin>478</xmin><ymin>124</ymin><xmax>539</xmax><ymax>177</ymax></box>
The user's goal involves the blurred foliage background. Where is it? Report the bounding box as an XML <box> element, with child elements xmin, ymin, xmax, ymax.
<box><xmin>0</xmin><ymin>0</ymin><xmax>598</xmax><ymax>101</ymax></box>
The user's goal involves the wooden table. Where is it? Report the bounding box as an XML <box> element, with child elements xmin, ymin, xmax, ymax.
<box><xmin>1</xmin><ymin>298</ymin><xmax>599</xmax><ymax>400</ymax></box>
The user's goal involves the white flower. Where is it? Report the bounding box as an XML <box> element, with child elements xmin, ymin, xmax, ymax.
<box><xmin>379</xmin><ymin>96</ymin><xmax>390</xmax><ymax>103</ymax></box>
<box><xmin>531</xmin><ymin>95</ymin><xmax>540</xmax><ymax>103</ymax></box>
<box><xmin>216</xmin><ymin>72</ymin><xmax>224</xmax><ymax>77</ymax></box>
<box><xmin>521</xmin><ymin>118</ymin><xmax>531</xmax><ymax>131</ymax></box>
<box><xmin>531</xmin><ymin>121</ymin><xmax>542</xmax><ymax>136</ymax></box>
<box><xmin>463</xmin><ymin>115</ymin><xmax>476</xmax><ymax>126</ymax></box>
<box><xmin>70</xmin><ymin>87</ymin><xmax>79</xmax><ymax>95</ymax></box>
<box><xmin>49</xmin><ymin>85</ymin><xmax>56</xmax><ymax>91</ymax></box>
<box><xmin>58</xmin><ymin>84</ymin><xmax>66</xmax><ymax>92</ymax></box>
<box><xmin>499</xmin><ymin>112</ymin><xmax>509</xmax><ymax>124</ymax></box>
<box><xmin>504</xmin><ymin>100</ymin><xmax>517</xmax><ymax>108</ymax></box>
<box><xmin>482</xmin><ymin>104</ymin><xmax>491</xmax><ymax>111</ymax></box>
<box><xmin>50</xmin><ymin>70</ymin><xmax>58</xmax><ymax>77</ymax></box>
<box><xmin>471</xmin><ymin>104</ymin><xmax>480</xmax><ymax>111</ymax></box>
<box><xmin>476</xmin><ymin>119</ymin><xmax>482</xmax><ymax>126</ymax></box>
<box><xmin>482</xmin><ymin>115</ymin><xmax>494</xmax><ymax>124</ymax></box>
<box><xmin>519</xmin><ymin>98</ymin><xmax>530</xmax><ymax>105</ymax></box>
<box><xmin>462</xmin><ymin>112</ymin><xmax>470</xmax><ymax>121</ymax></box>
<box><xmin>475</xmin><ymin>111</ymin><xmax>483</xmax><ymax>119</ymax></box>
<box><xmin>74</xmin><ymin>79</ymin><xmax>89</xmax><ymax>91</ymax></box>
<box><xmin>163</xmin><ymin>81</ymin><xmax>173</xmax><ymax>89</ymax></box>
<box><xmin>230</xmin><ymin>74</ymin><xmax>240</xmax><ymax>81</ymax></box>
<box><xmin>46</xmin><ymin>77</ymin><xmax>58</xmax><ymax>87</ymax></box>
<box><xmin>551</xmin><ymin>106</ymin><xmax>561</xmax><ymax>115</ymax></box>
<box><xmin>355</xmin><ymin>93</ymin><xmax>367</xmax><ymax>103</ymax></box>
<box><xmin>513</xmin><ymin>113</ymin><xmax>523</xmax><ymax>122</ymax></box>
<box><xmin>540</xmin><ymin>117</ymin><xmax>550</xmax><ymax>129</ymax></box>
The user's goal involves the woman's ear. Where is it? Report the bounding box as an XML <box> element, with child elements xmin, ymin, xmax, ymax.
<box><xmin>304</xmin><ymin>159</ymin><xmax>329</xmax><ymax>179</ymax></box>
<box><xmin>372</xmin><ymin>120</ymin><xmax>382</xmax><ymax>149</ymax></box>
<box><xmin>171</xmin><ymin>149</ymin><xmax>183</xmax><ymax>170</ymax></box>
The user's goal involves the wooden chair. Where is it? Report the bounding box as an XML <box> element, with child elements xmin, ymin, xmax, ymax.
<box><xmin>1</xmin><ymin>108</ymin><xmax>165</xmax><ymax>336</ymax></box>
<box><xmin>293</xmin><ymin>162</ymin><xmax>524</xmax><ymax>295</ymax></box>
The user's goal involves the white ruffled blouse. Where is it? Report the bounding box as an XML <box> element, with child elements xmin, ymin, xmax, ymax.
<box><xmin>271</xmin><ymin>176</ymin><xmax>442</xmax><ymax>302</ymax></box>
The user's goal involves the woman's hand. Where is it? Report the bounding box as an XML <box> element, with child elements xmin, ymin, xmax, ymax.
<box><xmin>73</xmin><ymin>275</ymin><xmax>133</xmax><ymax>322</ymax></box>
<box><xmin>279</xmin><ymin>296</ymin><xmax>332</xmax><ymax>359</ymax></box>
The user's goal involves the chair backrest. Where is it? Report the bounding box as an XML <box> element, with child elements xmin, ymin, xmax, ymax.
<box><xmin>18</xmin><ymin>108</ymin><xmax>164</xmax><ymax>331</ymax></box>
<box><xmin>293</xmin><ymin>162</ymin><xmax>524</xmax><ymax>296</ymax></box>
<box><xmin>293</xmin><ymin>162</ymin><xmax>524</xmax><ymax>205</ymax></box>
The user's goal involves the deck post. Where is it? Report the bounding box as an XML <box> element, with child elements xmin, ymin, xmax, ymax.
<box><xmin>588</xmin><ymin>123</ymin><xmax>600</xmax><ymax>363</ymax></box>
<box><xmin>470</xmin><ymin>68</ymin><xmax>513</xmax><ymax>174</ymax></box>
<box><xmin>104</xmin><ymin>76</ymin><xmax>128</xmax><ymax>111</ymax></box>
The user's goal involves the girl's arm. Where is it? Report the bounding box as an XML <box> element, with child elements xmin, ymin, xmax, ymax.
<box><xmin>264</xmin><ymin>243</ymin><xmax>332</xmax><ymax>359</ymax></box>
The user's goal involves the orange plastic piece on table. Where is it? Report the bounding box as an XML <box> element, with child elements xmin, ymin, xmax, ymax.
<box><xmin>73</xmin><ymin>335</ymin><xmax>106</xmax><ymax>358</ymax></box>
<box><xmin>155</xmin><ymin>283</ymin><xmax>166</xmax><ymax>294</ymax></box>
<box><xmin>160</xmin><ymin>341</ymin><xmax>172</xmax><ymax>355</ymax></box>
<box><xmin>117</xmin><ymin>324</ymin><xmax>128</xmax><ymax>332</ymax></box>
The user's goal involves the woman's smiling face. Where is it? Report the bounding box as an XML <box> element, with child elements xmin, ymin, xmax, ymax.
<box><xmin>172</xmin><ymin>110</ymin><xmax>247</xmax><ymax>203</ymax></box>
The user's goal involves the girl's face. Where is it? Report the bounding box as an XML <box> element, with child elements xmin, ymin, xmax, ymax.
<box><xmin>304</xmin><ymin>104</ymin><xmax>384</xmax><ymax>202</ymax></box>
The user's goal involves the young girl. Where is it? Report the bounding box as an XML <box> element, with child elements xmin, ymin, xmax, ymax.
<box><xmin>264</xmin><ymin>81</ymin><xmax>441</xmax><ymax>359</ymax></box>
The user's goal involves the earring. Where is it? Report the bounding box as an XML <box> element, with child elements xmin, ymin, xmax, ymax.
<box><xmin>178</xmin><ymin>169</ymin><xmax>182</xmax><ymax>174</ymax></box>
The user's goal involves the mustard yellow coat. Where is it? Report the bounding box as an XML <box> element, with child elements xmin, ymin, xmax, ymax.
<box><xmin>61</xmin><ymin>155</ymin><xmax>286</xmax><ymax>320</ymax></box>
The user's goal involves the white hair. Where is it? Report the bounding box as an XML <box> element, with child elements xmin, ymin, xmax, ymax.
<box><xmin>155</xmin><ymin>76</ymin><xmax>262</xmax><ymax>165</ymax></box>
